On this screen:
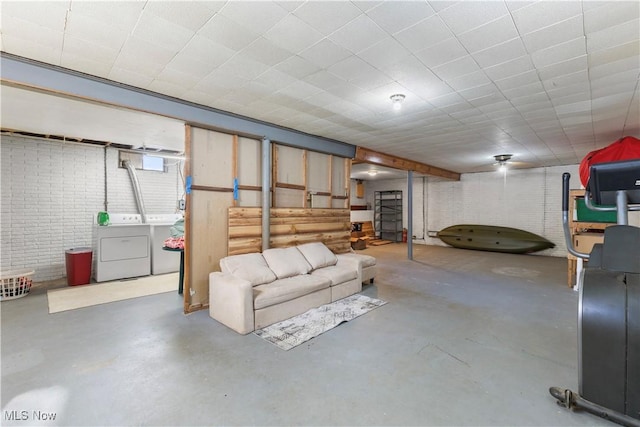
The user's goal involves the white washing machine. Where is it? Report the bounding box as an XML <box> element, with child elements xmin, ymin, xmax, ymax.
<box><xmin>146</xmin><ymin>214</ymin><xmax>183</xmax><ymax>275</ymax></box>
<box><xmin>92</xmin><ymin>214</ymin><xmax>151</xmax><ymax>282</ymax></box>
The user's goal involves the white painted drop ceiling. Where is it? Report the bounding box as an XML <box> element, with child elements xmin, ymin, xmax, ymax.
<box><xmin>1</xmin><ymin>1</ymin><xmax>639</xmax><ymax>174</ymax></box>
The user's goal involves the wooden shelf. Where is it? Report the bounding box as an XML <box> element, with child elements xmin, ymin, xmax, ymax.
<box><xmin>566</xmin><ymin>189</ymin><xmax>614</xmax><ymax>287</ymax></box>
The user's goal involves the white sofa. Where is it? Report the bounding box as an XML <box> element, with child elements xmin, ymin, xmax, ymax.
<box><xmin>337</xmin><ymin>252</ymin><xmax>377</xmax><ymax>284</ymax></box>
<box><xmin>209</xmin><ymin>242</ymin><xmax>364</xmax><ymax>334</ymax></box>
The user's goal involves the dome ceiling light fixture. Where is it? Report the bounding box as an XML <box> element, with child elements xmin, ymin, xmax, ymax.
<box><xmin>390</xmin><ymin>93</ymin><xmax>405</xmax><ymax>111</ymax></box>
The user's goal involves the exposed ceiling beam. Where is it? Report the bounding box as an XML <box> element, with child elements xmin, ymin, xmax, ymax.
<box><xmin>355</xmin><ymin>146</ymin><xmax>460</xmax><ymax>181</ymax></box>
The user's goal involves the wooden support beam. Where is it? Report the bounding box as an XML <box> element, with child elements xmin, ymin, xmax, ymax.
<box><xmin>275</xmin><ymin>182</ymin><xmax>306</xmax><ymax>190</ymax></box>
<box><xmin>190</xmin><ymin>185</ymin><xmax>234</xmax><ymax>193</ymax></box>
<box><xmin>355</xmin><ymin>146</ymin><xmax>460</xmax><ymax>181</ymax></box>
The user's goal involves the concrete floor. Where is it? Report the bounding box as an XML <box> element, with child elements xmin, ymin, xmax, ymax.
<box><xmin>1</xmin><ymin>244</ymin><xmax>613</xmax><ymax>426</ymax></box>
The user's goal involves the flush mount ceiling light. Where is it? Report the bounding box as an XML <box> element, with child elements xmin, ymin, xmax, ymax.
<box><xmin>494</xmin><ymin>154</ymin><xmax>513</xmax><ymax>172</ymax></box>
<box><xmin>390</xmin><ymin>93</ymin><xmax>405</xmax><ymax>110</ymax></box>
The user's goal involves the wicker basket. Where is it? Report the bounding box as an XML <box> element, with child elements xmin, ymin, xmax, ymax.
<box><xmin>0</xmin><ymin>269</ymin><xmax>34</xmax><ymax>301</ymax></box>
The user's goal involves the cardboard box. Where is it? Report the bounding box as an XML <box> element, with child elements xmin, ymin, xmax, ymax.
<box><xmin>573</xmin><ymin>232</ymin><xmax>604</xmax><ymax>254</ymax></box>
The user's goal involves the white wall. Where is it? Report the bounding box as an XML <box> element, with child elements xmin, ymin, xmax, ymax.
<box><xmin>1</xmin><ymin>135</ymin><xmax>182</xmax><ymax>281</ymax></box>
<box><xmin>353</xmin><ymin>165</ymin><xmax>629</xmax><ymax>257</ymax></box>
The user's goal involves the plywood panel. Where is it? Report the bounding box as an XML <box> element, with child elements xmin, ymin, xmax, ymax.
<box><xmin>237</xmin><ymin>190</ymin><xmax>261</xmax><ymax>207</ymax></box>
<box><xmin>275</xmin><ymin>187</ymin><xmax>304</xmax><ymax>207</ymax></box>
<box><xmin>238</xmin><ymin>136</ymin><xmax>261</xmax><ymax>186</ymax></box>
<box><xmin>332</xmin><ymin>157</ymin><xmax>347</xmax><ymax>196</ymax></box>
<box><xmin>190</xmin><ymin>190</ymin><xmax>233</xmax><ymax>308</ymax></box>
<box><xmin>310</xmin><ymin>194</ymin><xmax>331</xmax><ymax>208</ymax></box>
<box><xmin>307</xmin><ymin>151</ymin><xmax>330</xmax><ymax>193</ymax></box>
<box><xmin>228</xmin><ymin>207</ymin><xmax>351</xmax><ymax>256</ymax></box>
<box><xmin>191</xmin><ymin>128</ymin><xmax>233</xmax><ymax>187</ymax></box>
<box><xmin>276</xmin><ymin>145</ymin><xmax>304</xmax><ymax>185</ymax></box>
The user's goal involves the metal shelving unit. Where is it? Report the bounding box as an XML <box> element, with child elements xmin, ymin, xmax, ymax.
<box><xmin>374</xmin><ymin>190</ymin><xmax>403</xmax><ymax>242</ymax></box>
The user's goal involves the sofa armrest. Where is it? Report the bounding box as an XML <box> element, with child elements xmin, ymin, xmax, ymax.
<box><xmin>209</xmin><ymin>272</ymin><xmax>255</xmax><ymax>335</ymax></box>
<box><xmin>335</xmin><ymin>256</ymin><xmax>362</xmax><ymax>284</ymax></box>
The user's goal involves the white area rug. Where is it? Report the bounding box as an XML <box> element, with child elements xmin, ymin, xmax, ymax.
<box><xmin>47</xmin><ymin>273</ymin><xmax>178</xmax><ymax>314</ymax></box>
<box><xmin>254</xmin><ymin>294</ymin><xmax>387</xmax><ymax>350</ymax></box>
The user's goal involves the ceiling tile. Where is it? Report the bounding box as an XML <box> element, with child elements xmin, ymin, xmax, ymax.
<box><xmin>542</xmin><ymin>69</ymin><xmax>589</xmax><ymax>92</ymax></box>
<box><xmin>198</xmin><ymin>13</ymin><xmax>259</xmax><ymax>52</ymax></box>
<box><xmin>511</xmin><ymin>1</ymin><xmax>582</xmax><ymax>36</ymax></box>
<box><xmin>293</xmin><ymin>1</ymin><xmax>363</xmax><ymax>35</ymax></box>
<box><xmin>457</xmin><ymin>15</ymin><xmax>519</xmax><ymax>54</ymax></box>
<box><xmin>277</xmin><ymin>81</ymin><xmax>325</xmax><ymax>100</ymax></box>
<box><xmin>431</xmin><ymin>56</ymin><xmax>481</xmax><ymax>82</ymax></box>
<box><xmin>500</xmin><ymin>82</ymin><xmax>545</xmax><ymax>100</ymax></box>
<box><xmin>483</xmin><ymin>55</ymin><xmax>535</xmax><ymax>81</ymax></box>
<box><xmin>537</xmin><ymin>55</ymin><xmax>588</xmax><ymax>80</ymax></box>
<box><xmin>299</xmin><ymin>39</ymin><xmax>353</xmax><ymax>69</ymax></box>
<box><xmin>358</xmin><ymin>37</ymin><xmax>411</xmax><ymax>70</ymax></box>
<box><xmin>380</xmin><ymin>55</ymin><xmax>442</xmax><ymax>88</ymax></box>
<box><xmin>458</xmin><ymin>84</ymin><xmax>500</xmax><ymax>102</ymax></box>
<box><xmin>264</xmin><ymin>14</ymin><xmax>324</xmax><ymax>54</ymax></box>
<box><xmin>59</xmin><ymin>51</ymin><xmax>113</xmax><ymax>78</ymax></box>
<box><xmin>144</xmin><ymin>1</ymin><xmax>218</xmax><ymax>32</ymax></box>
<box><xmin>366</xmin><ymin>1</ymin><xmax>435</xmax><ymax>34</ymax></box>
<box><xmin>62</xmin><ymin>36</ymin><xmax>118</xmax><ymax>66</ymax></box>
<box><xmin>274</xmin><ymin>56</ymin><xmax>322</xmax><ymax>80</ymax></box>
<box><xmin>327</xmin><ymin>56</ymin><xmax>393</xmax><ymax>91</ymax></box>
<box><xmin>241</xmin><ymin>37</ymin><xmax>293</xmax><ymax>67</ymax></box>
<box><xmin>429</xmin><ymin>1</ymin><xmax>459</xmax><ymax>13</ymax></box>
<box><xmin>495</xmin><ymin>70</ymin><xmax>540</xmax><ymax>91</ymax></box>
<box><xmin>65</xmin><ymin>13</ymin><xmax>130</xmax><ymax>51</ymax></box>
<box><xmin>438</xmin><ymin>1</ymin><xmax>509</xmax><ymax>34</ymax></box>
<box><xmin>108</xmin><ymin>67</ymin><xmax>155</xmax><ymax>89</ymax></box>
<box><xmin>589</xmin><ymin>56</ymin><xmax>640</xmax><ymax>79</ymax></box>
<box><xmin>133</xmin><ymin>10</ymin><xmax>195</xmax><ymax>53</ymax></box>
<box><xmin>2</xmin><ymin>1</ymin><xmax>69</xmax><ymax>30</ymax></box>
<box><xmin>588</xmin><ymin>41</ymin><xmax>640</xmax><ymax>68</ymax></box>
<box><xmin>584</xmin><ymin>1</ymin><xmax>640</xmax><ymax>34</ymax></box>
<box><xmin>220</xmin><ymin>1</ymin><xmax>288</xmax><ymax>33</ymax></box>
<box><xmin>114</xmin><ymin>36</ymin><xmax>175</xmax><ymax>73</ymax></box>
<box><xmin>328</xmin><ymin>14</ymin><xmax>387</xmax><ymax>54</ymax></box>
<box><xmin>67</xmin><ymin>2</ymin><xmax>145</xmax><ymax>31</ymax></box>
<box><xmin>393</xmin><ymin>15</ymin><xmax>453</xmax><ymax>53</ymax></box>
<box><xmin>521</xmin><ymin>16</ymin><xmax>584</xmax><ymax>54</ymax></box>
<box><xmin>1</xmin><ymin>15</ymin><xmax>63</xmax><ymax>50</ymax></box>
<box><xmin>154</xmin><ymin>67</ymin><xmax>200</xmax><ymax>91</ymax></box>
<box><xmin>586</xmin><ymin>19</ymin><xmax>640</xmax><ymax>54</ymax></box>
<box><xmin>472</xmin><ymin>38</ymin><xmax>528</xmax><ymax>69</ymax></box>
<box><xmin>531</xmin><ymin>37</ymin><xmax>586</xmax><ymax>69</ymax></box>
<box><xmin>415</xmin><ymin>37</ymin><xmax>467</xmax><ymax>68</ymax></box>
<box><xmin>216</xmin><ymin>55</ymin><xmax>270</xmax><ymax>81</ymax></box>
<box><xmin>177</xmin><ymin>35</ymin><xmax>236</xmax><ymax>70</ymax></box>
<box><xmin>446</xmin><ymin>70</ymin><xmax>491</xmax><ymax>92</ymax></box>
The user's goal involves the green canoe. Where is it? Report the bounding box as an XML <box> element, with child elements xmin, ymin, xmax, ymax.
<box><xmin>437</xmin><ymin>224</ymin><xmax>555</xmax><ymax>254</ymax></box>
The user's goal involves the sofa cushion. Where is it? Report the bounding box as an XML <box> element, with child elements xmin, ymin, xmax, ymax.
<box><xmin>262</xmin><ymin>247</ymin><xmax>312</xmax><ymax>279</ymax></box>
<box><xmin>310</xmin><ymin>265</ymin><xmax>357</xmax><ymax>285</ymax></box>
<box><xmin>253</xmin><ymin>275</ymin><xmax>330</xmax><ymax>310</ymax></box>
<box><xmin>297</xmin><ymin>242</ymin><xmax>338</xmax><ymax>270</ymax></box>
<box><xmin>219</xmin><ymin>253</ymin><xmax>276</xmax><ymax>286</ymax></box>
<box><xmin>338</xmin><ymin>253</ymin><xmax>376</xmax><ymax>267</ymax></box>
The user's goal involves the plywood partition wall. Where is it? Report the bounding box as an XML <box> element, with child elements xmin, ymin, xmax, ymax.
<box><xmin>228</xmin><ymin>208</ymin><xmax>352</xmax><ymax>255</ymax></box>
<box><xmin>185</xmin><ymin>127</ymin><xmax>262</xmax><ymax>313</ymax></box>
<box><xmin>185</xmin><ymin>128</ymin><xmax>352</xmax><ymax>313</ymax></box>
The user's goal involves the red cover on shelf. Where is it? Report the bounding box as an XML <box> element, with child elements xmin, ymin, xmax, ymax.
<box><xmin>579</xmin><ymin>136</ymin><xmax>640</xmax><ymax>187</ymax></box>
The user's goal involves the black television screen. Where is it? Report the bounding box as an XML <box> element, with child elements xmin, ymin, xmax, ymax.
<box><xmin>588</xmin><ymin>158</ymin><xmax>640</xmax><ymax>206</ymax></box>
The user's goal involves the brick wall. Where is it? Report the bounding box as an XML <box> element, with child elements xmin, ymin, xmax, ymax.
<box><xmin>1</xmin><ymin>135</ymin><xmax>182</xmax><ymax>281</ymax></box>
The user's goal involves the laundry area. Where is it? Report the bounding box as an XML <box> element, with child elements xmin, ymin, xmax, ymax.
<box><xmin>0</xmin><ymin>133</ymin><xmax>186</xmax><ymax>291</ymax></box>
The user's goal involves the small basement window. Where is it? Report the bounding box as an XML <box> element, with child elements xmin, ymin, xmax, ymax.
<box><xmin>119</xmin><ymin>151</ymin><xmax>167</xmax><ymax>172</ymax></box>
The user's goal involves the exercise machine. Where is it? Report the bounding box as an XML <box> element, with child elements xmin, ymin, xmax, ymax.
<box><xmin>550</xmin><ymin>158</ymin><xmax>640</xmax><ymax>427</ymax></box>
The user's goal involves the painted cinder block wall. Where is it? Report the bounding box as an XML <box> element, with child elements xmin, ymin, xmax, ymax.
<box><xmin>360</xmin><ymin>164</ymin><xmax>589</xmax><ymax>258</ymax></box>
<box><xmin>0</xmin><ymin>135</ymin><xmax>182</xmax><ymax>281</ymax></box>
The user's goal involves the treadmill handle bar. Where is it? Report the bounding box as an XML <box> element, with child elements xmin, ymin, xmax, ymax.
<box><xmin>562</xmin><ymin>173</ymin><xmax>590</xmax><ymax>260</ymax></box>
